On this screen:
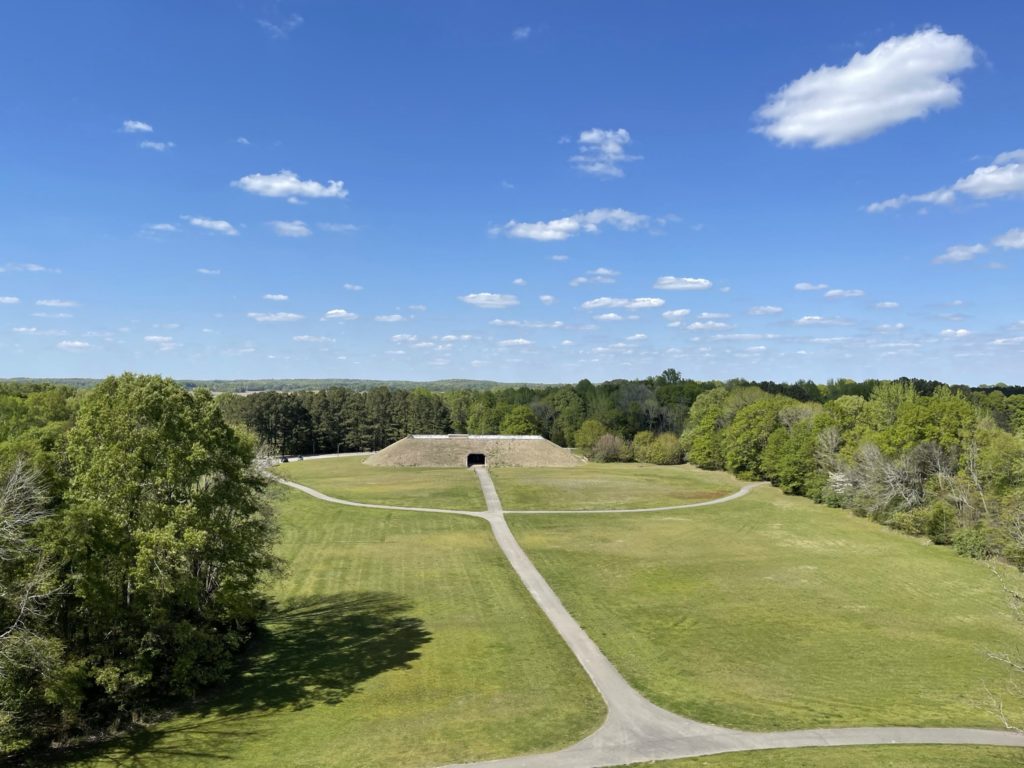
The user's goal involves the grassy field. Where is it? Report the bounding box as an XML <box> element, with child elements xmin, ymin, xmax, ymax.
<box><xmin>508</xmin><ymin>483</ymin><xmax>1024</xmax><ymax>731</ymax></box>
<box><xmin>623</xmin><ymin>745</ymin><xmax>1024</xmax><ymax>767</ymax></box>
<box><xmin>490</xmin><ymin>462</ymin><xmax>744</xmax><ymax>510</ymax></box>
<box><xmin>54</xmin><ymin>486</ymin><xmax>603</xmax><ymax>768</ymax></box>
<box><xmin>273</xmin><ymin>455</ymin><xmax>485</xmax><ymax>510</ymax></box>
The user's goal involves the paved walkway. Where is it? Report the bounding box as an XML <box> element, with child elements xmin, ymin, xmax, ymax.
<box><xmin>276</xmin><ymin>468</ymin><xmax>1024</xmax><ymax>767</ymax></box>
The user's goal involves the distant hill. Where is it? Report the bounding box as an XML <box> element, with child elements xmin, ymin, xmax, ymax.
<box><xmin>1</xmin><ymin>377</ymin><xmax>544</xmax><ymax>393</ymax></box>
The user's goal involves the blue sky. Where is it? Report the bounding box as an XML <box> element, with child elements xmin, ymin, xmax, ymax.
<box><xmin>2</xmin><ymin>1</ymin><xmax>1023</xmax><ymax>384</ymax></box>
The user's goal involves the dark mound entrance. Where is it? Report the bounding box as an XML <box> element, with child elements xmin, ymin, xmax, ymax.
<box><xmin>467</xmin><ymin>453</ymin><xmax>486</xmax><ymax>468</ymax></box>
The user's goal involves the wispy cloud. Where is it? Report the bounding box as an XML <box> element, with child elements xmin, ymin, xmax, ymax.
<box><xmin>247</xmin><ymin>311</ymin><xmax>303</xmax><ymax>322</ymax></box>
<box><xmin>294</xmin><ymin>335</ymin><xmax>334</xmax><ymax>343</ymax></box>
<box><xmin>57</xmin><ymin>340</ymin><xmax>90</xmax><ymax>350</ymax></box>
<box><xmin>512</xmin><ymin>26</ymin><xmax>531</xmax><ymax>40</ymax></box>
<box><xmin>581</xmin><ymin>297</ymin><xmax>664</xmax><ymax>310</ymax></box>
<box><xmin>869</xmin><ymin>149</ymin><xmax>1024</xmax><ymax>212</ymax></box>
<box><xmin>756</xmin><ymin>27</ymin><xmax>974</xmax><ymax>147</ymax></box>
<box><xmin>499</xmin><ymin>338</ymin><xmax>533</xmax><ymax>346</ymax></box>
<box><xmin>653</xmin><ymin>276</ymin><xmax>712</xmax><ymax>290</ymax></box>
<box><xmin>994</xmin><ymin>228</ymin><xmax>1024</xmax><ymax>250</ymax></box>
<box><xmin>796</xmin><ymin>315</ymin><xmax>850</xmax><ymax>326</ymax></box>
<box><xmin>319</xmin><ymin>223</ymin><xmax>358</xmax><ymax>233</ymax></box>
<box><xmin>269</xmin><ymin>220</ymin><xmax>312</xmax><ymax>237</ymax></box>
<box><xmin>375</xmin><ymin>314</ymin><xmax>405</xmax><ymax>322</ymax></box>
<box><xmin>185</xmin><ymin>216</ymin><xmax>238</xmax><ymax>236</ymax></box>
<box><xmin>36</xmin><ymin>299</ymin><xmax>77</xmax><ymax>307</ymax></box>
<box><xmin>121</xmin><ymin>120</ymin><xmax>153</xmax><ymax>133</ymax></box>
<box><xmin>794</xmin><ymin>282</ymin><xmax>828</xmax><ymax>291</ymax></box>
<box><xmin>197</xmin><ymin>268</ymin><xmax>220</xmax><ymax>276</ymax></box>
<box><xmin>140</xmin><ymin>140</ymin><xmax>174</xmax><ymax>151</ymax></box>
<box><xmin>263</xmin><ymin>293</ymin><xmax>289</xmax><ymax>301</ymax></box>
<box><xmin>933</xmin><ymin>243</ymin><xmax>986</xmax><ymax>264</ymax></box>
<box><xmin>233</xmin><ymin>170</ymin><xmax>347</xmax><ymax>201</ymax></box>
<box><xmin>825</xmin><ymin>288</ymin><xmax>864</xmax><ymax>298</ymax></box>
<box><xmin>323</xmin><ymin>308</ymin><xmax>358</xmax><ymax>320</ymax></box>
<box><xmin>570</xmin><ymin>128</ymin><xmax>641</xmax><ymax>177</ymax></box>
<box><xmin>343</xmin><ymin>283</ymin><xmax>364</xmax><ymax>291</ymax></box>
<box><xmin>570</xmin><ymin>267</ymin><xmax>618</xmax><ymax>287</ymax></box>
<box><xmin>0</xmin><ymin>262</ymin><xmax>59</xmax><ymax>273</ymax></box>
<box><xmin>750</xmin><ymin>305</ymin><xmax>783</xmax><ymax>315</ymax></box>
<box><xmin>147</xmin><ymin>223</ymin><xmax>178</xmax><ymax>233</ymax></box>
<box><xmin>257</xmin><ymin>14</ymin><xmax>303</xmax><ymax>39</ymax></box>
<box><xmin>494</xmin><ymin>208</ymin><xmax>649</xmax><ymax>241</ymax></box>
<box><xmin>459</xmin><ymin>292</ymin><xmax>519</xmax><ymax>309</ymax></box>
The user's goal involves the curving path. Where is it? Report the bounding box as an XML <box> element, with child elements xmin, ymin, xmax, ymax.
<box><xmin>274</xmin><ymin>467</ymin><xmax>1024</xmax><ymax>767</ymax></box>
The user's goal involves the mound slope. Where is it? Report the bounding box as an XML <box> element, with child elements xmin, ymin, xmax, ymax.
<box><xmin>365</xmin><ymin>434</ymin><xmax>583</xmax><ymax>468</ymax></box>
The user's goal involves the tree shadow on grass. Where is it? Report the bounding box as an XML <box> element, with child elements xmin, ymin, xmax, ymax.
<box><xmin>31</xmin><ymin>592</ymin><xmax>431</xmax><ymax>767</ymax></box>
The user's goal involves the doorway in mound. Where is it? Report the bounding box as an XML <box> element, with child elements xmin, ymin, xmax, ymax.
<box><xmin>467</xmin><ymin>453</ymin><xmax>486</xmax><ymax>467</ymax></box>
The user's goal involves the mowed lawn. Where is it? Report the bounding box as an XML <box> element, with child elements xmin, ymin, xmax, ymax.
<box><xmin>55</xmin><ymin>487</ymin><xmax>603</xmax><ymax>768</ymax></box>
<box><xmin>273</xmin><ymin>455</ymin><xmax>485</xmax><ymax>510</ymax></box>
<box><xmin>491</xmin><ymin>462</ymin><xmax>744</xmax><ymax>511</ymax></box>
<box><xmin>508</xmin><ymin>484</ymin><xmax>1024</xmax><ymax>731</ymax></box>
<box><xmin>625</xmin><ymin>745</ymin><xmax>1024</xmax><ymax>767</ymax></box>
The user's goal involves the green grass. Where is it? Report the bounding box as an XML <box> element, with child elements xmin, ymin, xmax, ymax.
<box><xmin>619</xmin><ymin>745</ymin><xmax>1024</xmax><ymax>767</ymax></box>
<box><xmin>490</xmin><ymin>462</ymin><xmax>744</xmax><ymax>510</ymax></box>
<box><xmin>273</xmin><ymin>455</ymin><xmax>485</xmax><ymax>510</ymax></box>
<box><xmin>508</xmin><ymin>483</ymin><xmax>1024</xmax><ymax>731</ymax></box>
<box><xmin>55</xmin><ymin>486</ymin><xmax>603</xmax><ymax>767</ymax></box>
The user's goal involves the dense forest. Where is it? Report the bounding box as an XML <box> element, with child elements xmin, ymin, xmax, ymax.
<box><xmin>217</xmin><ymin>371</ymin><xmax>1024</xmax><ymax>568</ymax></box>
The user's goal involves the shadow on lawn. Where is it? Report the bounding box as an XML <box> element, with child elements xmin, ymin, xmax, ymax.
<box><xmin>36</xmin><ymin>592</ymin><xmax>431</xmax><ymax>766</ymax></box>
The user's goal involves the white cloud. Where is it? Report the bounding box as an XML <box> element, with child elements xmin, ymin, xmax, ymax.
<box><xmin>185</xmin><ymin>216</ymin><xmax>238</xmax><ymax>236</ymax></box>
<box><xmin>688</xmin><ymin>320</ymin><xmax>730</xmax><ymax>330</ymax></box>
<box><xmin>495</xmin><ymin>208</ymin><xmax>649</xmax><ymax>241</ymax></box>
<box><xmin>263</xmin><ymin>293</ymin><xmax>288</xmax><ymax>301</ymax></box>
<box><xmin>596</xmin><ymin>313</ymin><xmax>624</xmax><ymax>321</ymax></box>
<box><xmin>0</xmin><ymin>263</ymin><xmax>58</xmax><ymax>273</ymax></box>
<box><xmin>36</xmin><ymin>299</ymin><xmax>77</xmax><ymax>307</ymax></box>
<box><xmin>653</xmin><ymin>276</ymin><xmax>712</xmax><ymax>291</ymax></box>
<box><xmin>247</xmin><ymin>311</ymin><xmax>303</xmax><ymax>322</ymax></box>
<box><xmin>258</xmin><ymin>14</ymin><xmax>303</xmax><ymax>39</ymax></box>
<box><xmin>994</xmin><ymin>228</ymin><xmax>1024</xmax><ymax>250</ymax></box>
<box><xmin>698</xmin><ymin>311</ymin><xmax>730</xmax><ymax>319</ymax></box>
<box><xmin>750</xmin><ymin>305</ymin><xmax>783</xmax><ymax>315</ymax></box>
<box><xmin>233</xmin><ymin>170</ymin><xmax>348</xmax><ymax>200</ymax></box>
<box><xmin>512</xmin><ymin>26</ymin><xmax>531</xmax><ymax>40</ymax></box>
<box><xmin>570</xmin><ymin>128</ymin><xmax>641</xmax><ymax>177</ymax></box>
<box><xmin>197</xmin><ymin>268</ymin><xmax>220</xmax><ymax>275</ymax></box>
<box><xmin>755</xmin><ymin>28</ymin><xmax>974</xmax><ymax>148</ymax></box>
<box><xmin>539</xmin><ymin>294</ymin><xmax>555</xmax><ymax>305</ymax></box>
<box><xmin>0</xmin><ymin>296</ymin><xmax>19</xmax><ymax>304</ymax></box>
<box><xmin>662</xmin><ymin>309</ymin><xmax>691</xmax><ymax>319</ymax></box>
<box><xmin>499</xmin><ymin>338</ymin><xmax>533</xmax><ymax>346</ymax></box>
<box><xmin>57</xmin><ymin>340</ymin><xmax>89</xmax><ymax>350</ymax></box>
<box><xmin>626</xmin><ymin>333</ymin><xmax>647</xmax><ymax>341</ymax></box>
<box><xmin>121</xmin><ymin>120</ymin><xmax>153</xmax><ymax>133</ymax></box>
<box><xmin>375</xmin><ymin>314</ymin><xmax>405</xmax><ymax>322</ymax></box>
<box><xmin>512</xmin><ymin>277</ymin><xmax>527</xmax><ymax>286</ymax></box>
<box><xmin>796</xmin><ymin>315</ymin><xmax>849</xmax><ymax>326</ymax></box>
<box><xmin>875</xmin><ymin>301</ymin><xmax>900</xmax><ymax>309</ymax></box>
<box><xmin>459</xmin><ymin>292</ymin><xmax>519</xmax><ymax>309</ymax></box>
<box><xmin>825</xmin><ymin>288</ymin><xmax>864</xmax><ymax>298</ymax></box>
<box><xmin>491</xmin><ymin>319</ymin><xmax>564</xmax><ymax>329</ymax></box>
<box><xmin>144</xmin><ymin>335</ymin><xmax>173</xmax><ymax>342</ymax></box>
<box><xmin>237</xmin><ymin>137</ymin><xmax>250</xmax><ymax>145</ymax></box>
<box><xmin>714</xmin><ymin>333</ymin><xmax>779</xmax><ymax>340</ymax></box>
<box><xmin>550</xmin><ymin>254</ymin><xmax>569</xmax><ymax>261</ymax></box>
<box><xmin>343</xmin><ymin>283</ymin><xmax>364</xmax><ymax>291</ymax></box>
<box><xmin>319</xmin><ymin>223</ymin><xmax>358</xmax><ymax>233</ymax></box>
<box><xmin>323</xmin><ymin>308</ymin><xmax>358</xmax><ymax>320</ymax></box>
<box><xmin>933</xmin><ymin>243</ymin><xmax>986</xmax><ymax>264</ymax></box>
<box><xmin>570</xmin><ymin>267</ymin><xmax>618</xmax><ymax>287</ymax></box>
<box><xmin>269</xmin><ymin>220</ymin><xmax>312</xmax><ymax>238</ymax></box>
<box><xmin>581</xmin><ymin>297</ymin><xmax>664</xmax><ymax>310</ymax></box>
<box><xmin>992</xmin><ymin>336</ymin><xmax>1024</xmax><ymax>346</ymax></box>
<box><xmin>940</xmin><ymin>328</ymin><xmax>971</xmax><ymax>337</ymax></box>
<box><xmin>140</xmin><ymin>140</ymin><xmax>174</xmax><ymax>151</ymax></box>
<box><xmin>870</xmin><ymin>150</ymin><xmax>1024</xmax><ymax>212</ymax></box>
<box><xmin>294</xmin><ymin>335</ymin><xmax>334</xmax><ymax>343</ymax></box>
<box><xmin>147</xmin><ymin>223</ymin><xmax>177</xmax><ymax>232</ymax></box>
<box><xmin>794</xmin><ymin>282</ymin><xmax>828</xmax><ymax>291</ymax></box>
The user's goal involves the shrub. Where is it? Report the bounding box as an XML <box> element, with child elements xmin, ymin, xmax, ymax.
<box><xmin>574</xmin><ymin>420</ymin><xmax>607</xmax><ymax>453</ymax></box>
<box><xmin>952</xmin><ymin>527</ymin><xmax>995</xmax><ymax>560</ymax></box>
<box><xmin>591</xmin><ymin>434</ymin><xmax>629</xmax><ymax>462</ymax></box>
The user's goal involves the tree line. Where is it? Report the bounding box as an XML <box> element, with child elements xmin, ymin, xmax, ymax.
<box><xmin>219</xmin><ymin>371</ymin><xmax>1024</xmax><ymax>567</ymax></box>
<box><xmin>1</xmin><ymin>375</ymin><xmax>280</xmax><ymax>756</ymax></box>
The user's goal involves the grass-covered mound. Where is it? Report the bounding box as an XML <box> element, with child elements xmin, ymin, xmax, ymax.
<box><xmin>273</xmin><ymin>455</ymin><xmax>486</xmax><ymax>510</ymax></box>
<box><xmin>509</xmin><ymin>484</ymin><xmax>1024</xmax><ymax>730</ymax></box>
<box><xmin>54</xmin><ymin>487</ymin><xmax>602</xmax><ymax>767</ymax></box>
<box><xmin>490</xmin><ymin>462</ymin><xmax>743</xmax><ymax>510</ymax></box>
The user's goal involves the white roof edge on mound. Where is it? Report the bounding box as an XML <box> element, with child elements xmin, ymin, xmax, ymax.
<box><xmin>409</xmin><ymin>434</ymin><xmax>544</xmax><ymax>440</ymax></box>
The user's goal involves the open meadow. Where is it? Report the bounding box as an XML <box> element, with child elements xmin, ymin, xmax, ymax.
<box><xmin>490</xmin><ymin>462</ymin><xmax>744</xmax><ymax>510</ymax></box>
<box><xmin>49</xmin><ymin>486</ymin><xmax>602</xmax><ymax>768</ymax></box>
<box><xmin>507</xmin><ymin>483</ymin><xmax>1024</xmax><ymax>731</ymax></box>
<box><xmin>273</xmin><ymin>455</ymin><xmax>486</xmax><ymax>510</ymax></box>
<box><xmin>622</xmin><ymin>745</ymin><xmax>1024</xmax><ymax>767</ymax></box>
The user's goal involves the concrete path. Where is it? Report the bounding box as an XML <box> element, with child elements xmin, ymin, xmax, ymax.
<box><xmin>276</xmin><ymin>468</ymin><xmax>1024</xmax><ymax>767</ymax></box>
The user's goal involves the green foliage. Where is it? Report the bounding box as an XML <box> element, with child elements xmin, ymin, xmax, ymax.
<box><xmin>48</xmin><ymin>374</ymin><xmax>282</xmax><ymax>724</ymax></box>
<box><xmin>723</xmin><ymin>396</ymin><xmax>793</xmax><ymax>478</ymax></box>
<box><xmin>634</xmin><ymin>432</ymin><xmax>682</xmax><ymax>465</ymax></box>
<box><xmin>952</xmin><ymin>528</ymin><xmax>996</xmax><ymax>560</ymax></box>
<box><xmin>498</xmin><ymin>405</ymin><xmax>539</xmax><ymax>435</ymax></box>
<box><xmin>574</xmin><ymin>419</ymin><xmax>607</xmax><ymax>453</ymax></box>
